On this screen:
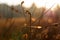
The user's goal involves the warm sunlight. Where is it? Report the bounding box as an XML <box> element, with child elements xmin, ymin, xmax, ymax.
<box><xmin>33</xmin><ymin>0</ymin><xmax>60</xmax><ymax>9</ymax></box>
<box><xmin>0</xmin><ymin>0</ymin><xmax>22</xmax><ymax>5</ymax></box>
<box><xmin>22</xmin><ymin>0</ymin><xmax>33</xmax><ymax>8</ymax></box>
<box><xmin>0</xmin><ymin>0</ymin><xmax>60</xmax><ymax>9</ymax></box>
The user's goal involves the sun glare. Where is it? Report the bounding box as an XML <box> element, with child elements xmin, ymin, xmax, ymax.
<box><xmin>21</xmin><ymin>0</ymin><xmax>60</xmax><ymax>9</ymax></box>
<box><xmin>34</xmin><ymin>0</ymin><xmax>46</xmax><ymax>8</ymax></box>
<box><xmin>0</xmin><ymin>0</ymin><xmax>60</xmax><ymax>9</ymax></box>
<box><xmin>0</xmin><ymin>0</ymin><xmax>22</xmax><ymax>6</ymax></box>
<box><xmin>22</xmin><ymin>0</ymin><xmax>33</xmax><ymax>8</ymax></box>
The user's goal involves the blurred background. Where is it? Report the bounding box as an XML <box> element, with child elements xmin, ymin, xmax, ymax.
<box><xmin>0</xmin><ymin>0</ymin><xmax>60</xmax><ymax>40</ymax></box>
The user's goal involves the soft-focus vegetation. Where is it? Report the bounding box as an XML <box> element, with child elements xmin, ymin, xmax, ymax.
<box><xmin>0</xmin><ymin>4</ymin><xmax>60</xmax><ymax>40</ymax></box>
